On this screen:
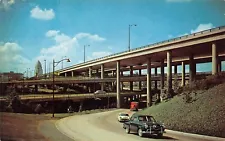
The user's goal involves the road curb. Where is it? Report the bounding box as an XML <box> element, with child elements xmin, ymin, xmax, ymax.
<box><xmin>166</xmin><ymin>129</ymin><xmax>225</xmax><ymax>141</ymax></box>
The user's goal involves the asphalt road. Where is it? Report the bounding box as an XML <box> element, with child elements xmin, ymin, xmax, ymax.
<box><xmin>56</xmin><ymin>109</ymin><xmax>224</xmax><ymax>141</ymax></box>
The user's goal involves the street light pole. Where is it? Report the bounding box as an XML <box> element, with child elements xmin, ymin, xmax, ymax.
<box><xmin>128</xmin><ymin>24</ymin><xmax>137</xmax><ymax>51</ymax></box>
<box><xmin>84</xmin><ymin>45</ymin><xmax>90</xmax><ymax>63</ymax></box>
<box><xmin>52</xmin><ymin>58</ymin><xmax>71</xmax><ymax>118</ymax></box>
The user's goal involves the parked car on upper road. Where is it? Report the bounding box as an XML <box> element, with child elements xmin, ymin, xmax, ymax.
<box><xmin>94</xmin><ymin>90</ymin><xmax>106</xmax><ymax>94</ymax></box>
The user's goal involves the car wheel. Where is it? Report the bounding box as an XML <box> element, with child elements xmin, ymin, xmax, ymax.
<box><xmin>157</xmin><ymin>133</ymin><xmax>163</xmax><ymax>138</ymax></box>
<box><xmin>138</xmin><ymin>128</ymin><xmax>143</xmax><ymax>137</ymax></box>
<box><xmin>126</xmin><ymin>126</ymin><xmax>130</xmax><ymax>134</ymax></box>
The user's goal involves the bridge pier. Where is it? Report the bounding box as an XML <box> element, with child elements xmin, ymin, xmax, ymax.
<box><xmin>147</xmin><ymin>58</ymin><xmax>152</xmax><ymax>107</ymax></box>
<box><xmin>167</xmin><ymin>51</ymin><xmax>172</xmax><ymax>98</ymax></box>
<box><xmin>189</xmin><ymin>53</ymin><xmax>196</xmax><ymax>82</ymax></box>
<box><xmin>154</xmin><ymin>67</ymin><xmax>157</xmax><ymax>89</ymax></box>
<box><xmin>160</xmin><ymin>59</ymin><xmax>165</xmax><ymax>95</ymax></box>
<box><xmin>130</xmin><ymin>66</ymin><xmax>133</xmax><ymax>91</ymax></box>
<box><xmin>121</xmin><ymin>70</ymin><xmax>124</xmax><ymax>91</ymax></box>
<box><xmin>174</xmin><ymin>65</ymin><xmax>177</xmax><ymax>75</ymax></box>
<box><xmin>101</xmin><ymin>64</ymin><xmax>104</xmax><ymax>91</ymax></box>
<box><xmin>181</xmin><ymin>61</ymin><xmax>186</xmax><ymax>86</ymax></box>
<box><xmin>139</xmin><ymin>69</ymin><xmax>142</xmax><ymax>90</ymax></box>
<box><xmin>71</xmin><ymin>71</ymin><xmax>74</xmax><ymax>77</ymax></box>
<box><xmin>65</xmin><ymin>72</ymin><xmax>67</xmax><ymax>77</ymax></box>
<box><xmin>117</xmin><ymin>61</ymin><xmax>121</xmax><ymax>108</ymax></box>
<box><xmin>63</xmin><ymin>84</ymin><xmax>68</xmax><ymax>93</ymax></box>
<box><xmin>212</xmin><ymin>43</ymin><xmax>218</xmax><ymax>75</ymax></box>
<box><xmin>35</xmin><ymin>85</ymin><xmax>38</xmax><ymax>93</ymax></box>
<box><xmin>89</xmin><ymin>67</ymin><xmax>92</xmax><ymax>77</ymax></box>
<box><xmin>218</xmin><ymin>58</ymin><xmax>222</xmax><ymax>73</ymax></box>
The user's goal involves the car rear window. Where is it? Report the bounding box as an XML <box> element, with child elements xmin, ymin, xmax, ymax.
<box><xmin>120</xmin><ymin>114</ymin><xmax>129</xmax><ymax>116</ymax></box>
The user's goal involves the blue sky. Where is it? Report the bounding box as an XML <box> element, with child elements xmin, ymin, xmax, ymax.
<box><xmin>0</xmin><ymin>0</ymin><xmax>225</xmax><ymax>75</ymax></box>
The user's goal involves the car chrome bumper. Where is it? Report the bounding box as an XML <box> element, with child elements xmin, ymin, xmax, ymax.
<box><xmin>142</xmin><ymin>130</ymin><xmax>166</xmax><ymax>134</ymax></box>
<box><xmin>119</xmin><ymin>119</ymin><xmax>129</xmax><ymax>121</ymax></box>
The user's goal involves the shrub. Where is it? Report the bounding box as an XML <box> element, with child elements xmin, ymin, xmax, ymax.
<box><xmin>183</xmin><ymin>92</ymin><xmax>192</xmax><ymax>103</ymax></box>
<box><xmin>184</xmin><ymin>72</ymin><xmax>225</xmax><ymax>92</ymax></box>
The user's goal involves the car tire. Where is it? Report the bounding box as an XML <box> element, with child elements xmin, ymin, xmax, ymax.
<box><xmin>138</xmin><ymin>128</ymin><xmax>143</xmax><ymax>137</ymax></box>
<box><xmin>126</xmin><ymin>126</ymin><xmax>130</xmax><ymax>134</ymax></box>
<box><xmin>157</xmin><ymin>133</ymin><xmax>163</xmax><ymax>138</ymax></box>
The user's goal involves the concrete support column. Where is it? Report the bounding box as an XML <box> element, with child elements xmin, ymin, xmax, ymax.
<box><xmin>34</xmin><ymin>85</ymin><xmax>38</xmax><ymax>93</ymax></box>
<box><xmin>181</xmin><ymin>62</ymin><xmax>185</xmax><ymax>86</ymax></box>
<box><xmin>130</xmin><ymin>66</ymin><xmax>133</xmax><ymax>91</ymax></box>
<box><xmin>121</xmin><ymin>71</ymin><xmax>123</xmax><ymax>91</ymax></box>
<box><xmin>167</xmin><ymin>51</ymin><xmax>172</xmax><ymax>98</ymax></box>
<box><xmin>212</xmin><ymin>43</ymin><xmax>218</xmax><ymax>75</ymax></box>
<box><xmin>71</xmin><ymin>71</ymin><xmax>74</xmax><ymax>77</ymax></box>
<box><xmin>101</xmin><ymin>64</ymin><xmax>104</xmax><ymax>91</ymax></box>
<box><xmin>160</xmin><ymin>59</ymin><xmax>165</xmax><ymax>90</ymax></box>
<box><xmin>116</xmin><ymin>61</ymin><xmax>121</xmax><ymax>108</ymax></box>
<box><xmin>147</xmin><ymin>58</ymin><xmax>152</xmax><ymax>107</ymax></box>
<box><xmin>88</xmin><ymin>84</ymin><xmax>91</xmax><ymax>93</ymax></box>
<box><xmin>96</xmin><ymin>69</ymin><xmax>99</xmax><ymax>77</ymax></box>
<box><xmin>218</xmin><ymin>58</ymin><xmax>222</xmax><ymax>73</ymax></box>
<box><xmin>89</xmin><ymin>67</ymin><xmax>92</xmax><ymax>78</ymax></box>
<box><xmin>189</xmin><ymin>53</ymin><xmax>196</xmax><ymax>82</ymax></box>
<box><xmin>65</xmin><ymin>72</ymin><xmax>67</xmax><ymax>77</ymax></box>
<box><xmin>174</xmin><ymin>65</ymin><xmax>177</xmax><ymax>74</ymax></box>
<box><xmin>154</xmin><ymin>67</ymin><xmax>157</xmax><ymax>89</ymax></box>
<box><xmin>139</xmin><ymin>69</ymin><xmax>142</xmax><ymax>90</ymax></box>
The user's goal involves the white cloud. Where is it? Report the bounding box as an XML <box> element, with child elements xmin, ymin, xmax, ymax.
<box><xmin>30</xmin><ymin>6</ymin><xmax>55</xmax><ymax>20</ymax></box>
<box><xmin>191</xmin><ymin>23</ymin><xmax>214</xmax><ymax>33</ymax></box>
<box><xmin>170</xmin><ymin>23</ymin><xmax>214</xmax><ymax>38</ymax></box>
<box><xmin>45</xmin><ymin>30</ymin><xmax>59</xmax><ymax>37</ymax></box>
<box><xmin>35</xmin><ymin>30</ymin><xmax>107</xmax><ymax>70</ymax></box>
<box><xmin>166</xmin><ymin>0</ymin><xmax>192</xmax><ymax>2</ymax></box>
<box><xmin>75</xmin><ymin>33</ymin><xmax>106</xmax><ymax>42</ymax></box>
<box><xmin>0</xmin><ymin>42</ymin><xmax>30</xmax><ymax>72</ymax></box>
<box><xmin>46</xmin><ymin>30</ymin><xmax>71</xmax><ymax>44</ymax></box>
<box><xmin>0</xmin><ymin>0</ymin><xmax>15</xmax><ymax>10</ymax></box>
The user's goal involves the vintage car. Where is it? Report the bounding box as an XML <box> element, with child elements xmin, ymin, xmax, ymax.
<box><xmin>117</xmin><ymin>113</ymin><xmax>130</xmax><ymax>122</ymax></box>
<box><xmin>123</xmin><ymin>114</ymin><xmax>165</xmax><ymax>138</ymax></box>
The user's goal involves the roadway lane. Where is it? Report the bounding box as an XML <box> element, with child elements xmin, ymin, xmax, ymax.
<box><xmin>56</xmin><ymin>109</ymin><xmax>223</xmax><ymax>141</ymax></box>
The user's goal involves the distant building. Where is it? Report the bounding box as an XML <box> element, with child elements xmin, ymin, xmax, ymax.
<box><xmin>0</xmin><ymin>71</ymin><xmax>23</xmax><ymax>82</ymax></box>
<box><xmin>35</xmin><ymin>60</ymin><xmax>43</xmax><ymax>77</ymax></box>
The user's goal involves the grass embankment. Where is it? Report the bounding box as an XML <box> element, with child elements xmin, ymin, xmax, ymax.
<box><xmin>138</xmin><ymin>83</ymin><xmax>225</xmax><ymax>138</ymax></box>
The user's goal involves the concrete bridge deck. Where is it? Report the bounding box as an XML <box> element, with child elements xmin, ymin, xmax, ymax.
<box><xmin>0</xmin><ymin>91</ymin><xmax>144</xmax><ymax>102</ymax></box>
<box><xmin>3</xmin><ymin>72</ymin><xmax>212</xmax><ymax>85</ymax></box>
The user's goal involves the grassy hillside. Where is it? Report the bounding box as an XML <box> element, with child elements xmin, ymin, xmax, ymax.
<box><xmin>137</xmin><ymin>83</ymin><xmax>225</xmax><ymax>138</ymax></box>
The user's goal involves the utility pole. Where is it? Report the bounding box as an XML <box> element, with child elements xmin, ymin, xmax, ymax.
<box><xmin>84</xmin><ymin>45</ymin><xmax>90</xmax><ymax>63</ymax></box>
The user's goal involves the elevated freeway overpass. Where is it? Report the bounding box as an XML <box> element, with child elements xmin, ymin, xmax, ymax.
<box><xmin>57</xmin><ymin>26</ymin><xmax>225</xmax><ymax>108</ymax></box>
<box><xmin>3</xmin><ymin>26</ymin><xmax>225</xmax><ymax>108</ymax></box>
